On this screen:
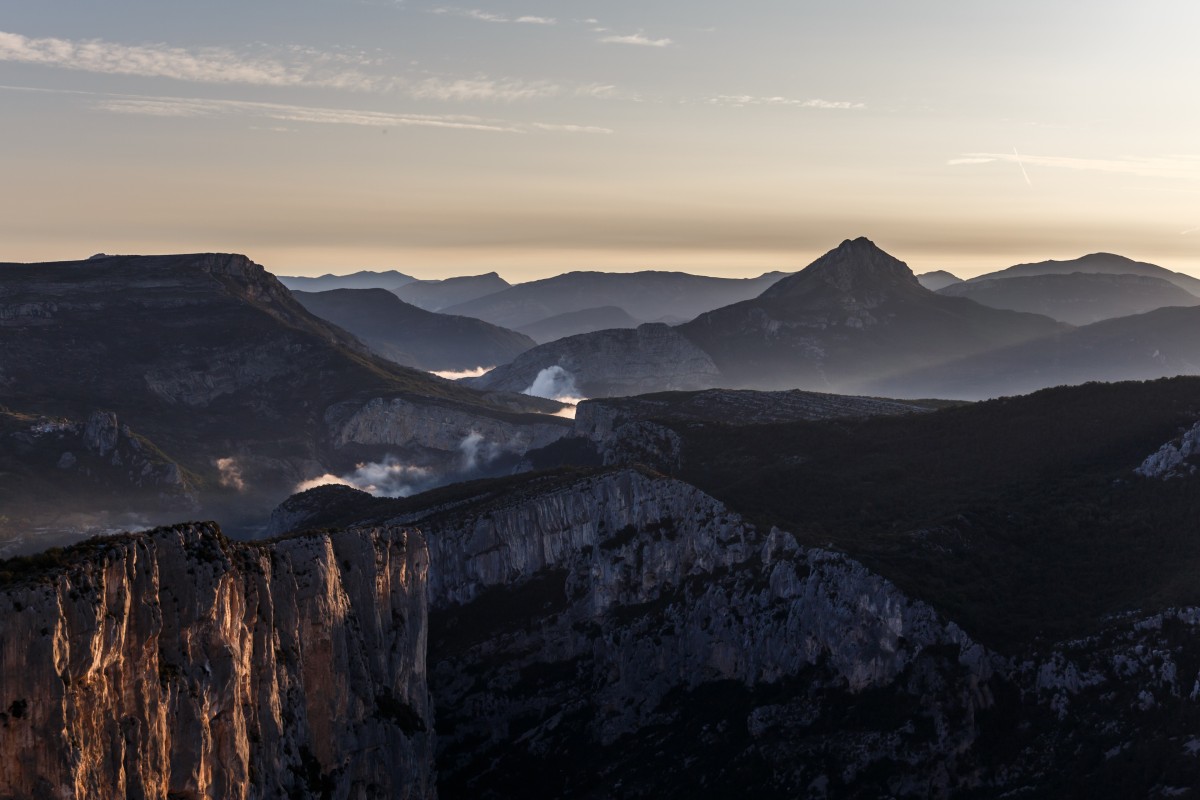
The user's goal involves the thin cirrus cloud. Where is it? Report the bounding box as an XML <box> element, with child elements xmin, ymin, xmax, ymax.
<box><xmin>430</xmin><ymin>8</ymin><xmax>557</xmax><ymax>25</ymax></box>
<box><xmin>0</xmin><ymin>29</ymin><xmax>382</xmax><ymax>91</ymax></box>
<box><xmin>408</xmin><ymin>76</ymin><xmax>560</xmax><ymax>102</ymax></box>
<box><xmin>949</xmin><ymin>152</ymin><xmax>1200</xmax><ymax>181</ymax></box>
<box><xmin>0</xmin><ymin>29</ymin><xmax>579</xmax><ymax>104</ymax></box>
<box><xmin>708</xmin><ymin>95</ymin><xmax>865</xmax><ymax>110</ymax></box>
<box><xmin>599</xmin><ymin>33</ymin><xmax>673</xmax><ymax>48</ymax></box>
<box><xmin>87</xmin><ymin>91</ymin><xmax>613</xmax><ymax>134</ymax></box>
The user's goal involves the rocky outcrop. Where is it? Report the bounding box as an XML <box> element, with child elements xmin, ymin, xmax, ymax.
<box><xmin>326</xmin><ymin>397</ymin><xmax>567</xmax><ymax>454</ymax></box>
<box><xmin>418</xmin><ymin>470</ymin><xmax>996</xmax><ymax>796</ymax></box>
<box><xmin>1135</xmin><ymin>420</ymin><xmax>1200</xmax><ymax>478</ymax></box>
<box><xmin>0</xmin><ymin>522</ymin><xmax>434</xmax><ymax>800</ymax></box>
<box><xmin>466</xmin><ymin>323</ymin><xmax>722</xmax><ymax>398</ymax></box>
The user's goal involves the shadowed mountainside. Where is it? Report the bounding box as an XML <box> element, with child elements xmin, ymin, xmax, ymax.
<box><xmin>0</xmin><ymin>254</ymin><xmax>567</xmax><ymax>545</ymax></box>
<box><xmin>516</xmin><ymin>305</ymin><xmax>643</xmax><ymax>343</ymax></box>
<box><xmin>292</xmin><ymin>287</ymin><xmax>535</xmax><ymax>371</ymax></box>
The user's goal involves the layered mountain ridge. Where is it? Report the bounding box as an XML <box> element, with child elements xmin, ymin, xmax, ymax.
<box><xmin>471</xmin><ymin>238</ymin><xmax>1067</xmax><ymax>398</ymax></box>
<box><xmin>0</xmin><ymin>253</ymin><xmax>568</xmax><ymax>546</ymax></box>
<box><xmin>292</xmin><ymin>287</ymin><xmax>535</xmax><ymax>371</ymax></box>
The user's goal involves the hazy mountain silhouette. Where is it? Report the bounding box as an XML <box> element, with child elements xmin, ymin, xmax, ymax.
<box><xmin>393</xmin><ymin>272</ymin><xmax>510</xmax><ymax>311</ymax></box>
<box><xmin>0</xmin><ymin>254</ymin><xmax>564</xmax><ymax>539</ymax></box>
<box><xmin>871</xmin><ymin>304</ymin><xmax>1200</xmax><ymax>399</ymax></box>
<box><xmin>975</xmin><ymin>252</ymin><xmax>1200</xmax><ymax>295</ymax></box>
<box><xmin>916</xmin><ymin>270</ymin><xmax>963</xmax><ymax>291</ymax></box>
<box><xmin>679</xmin><ymin>237</ymin><xmax>1065</xmax><ymax>392</ymax></box>
<box><xmin>441</xmin><ymin>270</ymin><xmax>790</xmax><ymax>330</ymax></box>
<box><xmin>938</xmin><ymin>272</ymin><xmax>1199</xmax><ymax>325</ymax></box>
<box><xmin>277</xmin><ymin>269</ymin><xmax>416</xmax><ymax>292</ymax></box>
<box><xmin>293</xmin><ymin>288</ymin><xmax>534</xmax><ymax>370</ymax></box>
<box><xmin>516</xmin><ymin>305</ymin><xmax>642</xmax><ymax>343</ymax></box>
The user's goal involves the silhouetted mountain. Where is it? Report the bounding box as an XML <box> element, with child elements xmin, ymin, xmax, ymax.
<box><xmin>916</xmin><ymin>269</ymin><xmax>963</xmax><ymax>291</ymax></box>
<box><xmin>393</xmin><ymin>272</ymin><xmax>510</xmax><ymax>311</ymax></box>
<box><xmin>976</xmin><ymin>252</ymin><xmax>1200</xmax><ymax>295</ymax></box>
<box><xmin>441</xmin><ymin>270</ymin><xmax>790</xmax><ymax>330</ymax></box>
<box><xmin>276</xmin><ymin>269</ymin><xmax>416</xmax><ymax>292</ymax></box>
<box><xmin>938</xmin><ymin>272</ymin><xmax>1199</xmax><ymax>325</ymax></box>
<box><xmin>516</xmin><ymin>305</ymin><xmax>642</xmax><ymax>343</ymax></box>
<box><xmin>679</xmin><ymin>237</ymin><xmax>1065</xmax><ymax>392</ymax></box>
<box><xmin>0</xmin><ymin>254</ymin><xmax>567</xmax><ymax>547</ymax></box>
<box><xmin>292</xmin><ymin>288</ymin><xmax>535</xmax><ymax>371</ymax></box>
<box><xmin>872</xmin><ymin>303</ymin><xmax>1200</xmax><ymax>399</ymax></box>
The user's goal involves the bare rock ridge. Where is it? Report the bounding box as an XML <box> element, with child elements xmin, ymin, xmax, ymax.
<box><xmin>465</xmin><ymin>323</ymin><xmax>722</xmax><ymax>397</ymax></box>
<box><xmin>8</xmin><ymin>456</ymin><xmax>1200</xmax><ymax>795</ymax></box>
<box><xmin>756</xmin><ymin>236</ymin><xmax>925</xmax><ymax>305</ymax></box>
<box><xmin>0</xmin><ymin>522</ymin><xmax>434</xmax><ymax>799</ymax></box>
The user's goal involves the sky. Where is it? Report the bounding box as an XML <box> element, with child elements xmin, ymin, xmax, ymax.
<box><xmin>3</xmin><ymin>1</ymin><xmax>1200</xmax><ymax>281</ymax></box>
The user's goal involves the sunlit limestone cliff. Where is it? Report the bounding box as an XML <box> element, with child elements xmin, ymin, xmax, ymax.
<box><xmin>0</xmin><ymin>523</ymin><xmax>433</xmax><ymax>799</ymax></box>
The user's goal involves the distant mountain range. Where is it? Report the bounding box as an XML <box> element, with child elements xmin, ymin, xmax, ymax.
<box><xmin>441</xmin><ymin>270</ymin><xmax>791</xmax><ymax>331</ymax></box>
<box><xmin>976</xmin><ymin>252</ymin><xmax>1200</xmax><ymax>295</ymax></box>
<box><xmin>0</xmin><ymin>254</ymin><xmax>566</xmax><ymax>547</ymax></box>
<box><xmin>393</xmin><ymin>272</ymin><xmax>511</xmax><ymax>311</ymax></box>
<box><xmin>939</xmin><ymin>271</ymin><xmax>1198</xmax><ymax>325</ymax></box>
<box><xmin>472</xmin><ymin>238</ymin><xmax>1067</xmax><ymax>398</ymax></box>
<box><xmin>293</xmin><ymin>288</ymin><xmax>534</xmax><ymax>371</ymax></box>
<box><xmin>871</xmin><ymin>303</ymin><xmax>1200</xmax><ymax>399</ymax></box>
<box><xmin>916</xmin><ymin>269</ymin><xmax>963</xmax><ymax>291</ymax></box>
<box><xmin>276</xmin><ymin>269</ymin><xmax>416</xmax><ymax>292</ymax></box>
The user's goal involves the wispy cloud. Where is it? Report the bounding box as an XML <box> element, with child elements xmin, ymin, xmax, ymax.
<box><xmin>408</xmin><ymin>76</ymin><xmax>559</xmax><ymax>102</ymax></box>
<box><xmin>949</xmin><ymin>151</ymin><xmax>1200</xmax><ymax>181</ymax></box>
<box><xmin>530</xmin><ymin>122</ymin><xmax>613</xmax><ymax>134</ymax></box>
<box><xmin>1</xmin><ymin>84</ymin><xmax>612</xmax><ymax>134</ymax></box>
<box><xmin>431</xmin><ymin>7</ymin><xmax>557</xmax><ymax>25</ymax></box>
<box><xmin>0</xmin><ymin>30</ymin><xmax>381</xmax><ymax>91</ymax></box>
<box><xmin>96</xmin><ymin>95</ymin><xmax>525</xmax><ymax>132</ymax></box>
<box><xmin>708</xmin><ymin>95</ymin><xmax>865</xmax><ymax>110</ymax></box>
<box><xmin>75</xmin><ymin>90</ymin><xmax>610</xmax><ymax>135</ymax></box>
<box><xmin>599</xmin><ymin>33</ymin><xmax>673</xmax><ymax>48</ymax></box>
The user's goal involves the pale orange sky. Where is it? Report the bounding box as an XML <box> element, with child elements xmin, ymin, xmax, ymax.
<box><xmin>3</xmin><ymin>2</ymin><xmax>1199</xmax><ymax>281</ymax></box>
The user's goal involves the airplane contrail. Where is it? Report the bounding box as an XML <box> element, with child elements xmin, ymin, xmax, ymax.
<box><xmin>1012</xmin><ymin>146</ymin><xmax>1033</xmax><ymax>186</ymax></box>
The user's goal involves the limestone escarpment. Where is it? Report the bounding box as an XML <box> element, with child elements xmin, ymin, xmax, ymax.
<box><xmin>0</xmin><ymin>523</ymin><xmax>434</xmax><ymax>800</ymax></box>
<box><xmin>416</xmin><ymin>470</ymin><xmax>995</xmax><ymax>796</ymax></box>
<box><xmin>465</xmin><ymin>323</ymin><xmax>722</xmax><ymax>398</ymax></box>
<box><xmin>326</xmin><ymin>397</ymin><xmax>567</xmax><ymax>454</ymax></box>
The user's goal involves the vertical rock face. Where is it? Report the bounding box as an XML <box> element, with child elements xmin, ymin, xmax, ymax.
<box><xmin>0</xmin><ymin>523</ymin><xmax>434</xmax><ymax>800</ymax></box>
<box><xmin>418</xmin><ymin>470</ymin><xmax>995</xmax><ymax>797</ymax></box>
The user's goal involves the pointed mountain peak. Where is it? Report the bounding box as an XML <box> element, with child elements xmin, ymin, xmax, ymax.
<box><xmin>761</xmin><ymin>237</ymin><xmax>921</xmax><ymax>303</ymax></box>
